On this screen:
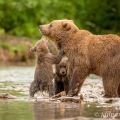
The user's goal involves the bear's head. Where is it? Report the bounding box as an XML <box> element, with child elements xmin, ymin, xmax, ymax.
<box><xmin>55</xmin><ymin>59</ymin><xmax>68</xmax><ymax>78</ymax></box>
<box><xmin>30</xmin><ymin>36</ymin><xmax>49</xmax><ymax>56</ymax></box>
<box><xmin>39</xmin><ymin>19</ymin><xmax>79</xmax><ymax>50</ymax></box>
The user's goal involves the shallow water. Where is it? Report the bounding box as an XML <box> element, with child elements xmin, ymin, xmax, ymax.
<box><xmin>0</xmin><ymin>66</ymin><xmax>120</xmax><ymax>120</ymax></box>
<box><xmin>0</xmin><ymin>100</ymin><xmax>33</xmax><ymax>120</ymax></box>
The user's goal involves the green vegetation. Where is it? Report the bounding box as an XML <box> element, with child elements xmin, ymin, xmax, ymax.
<box><xmin>0</xmin><ymin>42</ymin><xmax>26</xmax><ymax>51</ymax></box>
<box><xmin>0</xmin><ymin>42</ymin><xmax>10</xmax><ymax>49</ymax></box>
<box><xmin>0</xmin><ymin>28</ymin><xmax>5</xmax><ymax>35</ymax></box>
<box><xmin>81</xmin><ymin>0</ymin><xmax>120</xmax><ymax>34</ymax></box>
<box><xmin>0</xmin><ymin>0</ymin><xmax>120</xmax><ymax>64</ymax></box>
<box><xmin>0</xmin><ymin>41</ymin><xmax>27</xmax><ymax>58</ymax></box>
<box><xmin>0</xmin><ymin>0</ymin><xmax>120</xmax><ymax>38</ymax></box>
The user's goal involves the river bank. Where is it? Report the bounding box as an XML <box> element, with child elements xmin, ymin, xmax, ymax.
<box><xmin>0</xmin><ymin>34</ymin><xmax>34</xmax><ymax>66</ymax></box>
<box><xmin>0</xmin><ymin>34</ymin><xmax>57</xmax><ymax>66</ymax></box>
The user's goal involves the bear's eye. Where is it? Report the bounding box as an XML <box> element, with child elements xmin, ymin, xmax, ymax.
<box><xmin>49</xmin><ymin>24</ymin><xmax>52</xmax><ymax>28</ymax></box>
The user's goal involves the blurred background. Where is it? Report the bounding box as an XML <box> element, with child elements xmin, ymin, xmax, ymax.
<box><xmin>0</xmin><ymin>1</ymin><xmax>120</xmax><ymax>119</ymax></box>
<box><xmin>0</xmin><ymin>0</ymin><xmax>120</xmax><ymax>66</ymax></box>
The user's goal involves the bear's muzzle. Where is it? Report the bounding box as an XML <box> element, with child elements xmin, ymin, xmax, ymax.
<box><xmin>39</xmin><ymin>25</ymin><xmax>42</xmax><ymax>32</ymax></box>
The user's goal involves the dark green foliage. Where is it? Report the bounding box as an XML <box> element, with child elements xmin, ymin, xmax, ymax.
<box><xmin>81</xmin><ymin>0</ymin><xmax>120</xmax><ymax>34</ymax></box>
<box><xmin>0</xmin><ymin>0</ymin><xmax>120</xmax><ymax>38</ymax></box>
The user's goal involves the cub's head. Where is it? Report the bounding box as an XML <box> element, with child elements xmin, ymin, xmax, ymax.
<box><xmin>30</xmin><ymin>36</ymin><xmax>49</xmax><ymax>56</ymax></box>
<box><xmin>55</xmin><ymin>59</ymin><xmax>68</xmax><ymax>77</ymax></box>
<box><xmin>39</xmin><ymin>19</ymin><xmax>79</xmax><ymax>49</ymax></box>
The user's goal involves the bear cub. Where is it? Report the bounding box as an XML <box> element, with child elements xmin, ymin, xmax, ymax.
<box><xmin>54</xmin><ymin>58</ymin><xmax>69</xmax><ymax>95</ymax></box>
<box><xmin>29</xmin><ymin>36</ymin><xmax>64</xmax><ymax>98</ymax></box>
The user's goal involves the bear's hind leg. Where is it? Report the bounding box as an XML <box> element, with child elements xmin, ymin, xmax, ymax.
<box><xmin>102</xmin><ymin>77</ymin><xmax>119</xmax><ymax>98</ymax></box>
<box><xmin>117</xmin><ymin>84</ymin><xmax>120</xmax><ymax>97</ymax></box>
<box><xmin>39</xmin><ymin>84</ymin><xmax>44</xmax><ymax>97</ymax></box>
<box><xmin>29</xmin><ymin>81</ymin><xmax>39</xmax><ymax>98</ymax></box>
<box><xmin>48</xmin><ymin>83</ymin><xmax>54</xmax><ymax>97</ymax></box>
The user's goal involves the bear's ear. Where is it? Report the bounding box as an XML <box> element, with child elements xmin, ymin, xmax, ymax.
<box><xmin>30</xmin><ymin>46</ymin><xmax>36</xmax><ymax>52</ymax></box>
<box><xmin>62</xmin><ymin>22</ymin><xmax>71</xmax><ymax>31</ymax></box>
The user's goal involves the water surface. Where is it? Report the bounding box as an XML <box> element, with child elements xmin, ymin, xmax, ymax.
<box><xmin>0</xmin><ymin>66</ymin><xmax>120</xmax><ymax>120</ymax></box>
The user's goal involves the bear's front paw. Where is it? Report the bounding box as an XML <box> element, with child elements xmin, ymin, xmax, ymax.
<box><xmin>67</xmin><ymin>90</ymin><xmax>74</xmax><ymax>97</ymax></box>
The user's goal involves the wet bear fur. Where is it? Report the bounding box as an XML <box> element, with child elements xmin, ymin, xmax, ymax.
<box><xmin>40</xmin><ymin>19</ymin><xmax>120</xmax><ymax>98</ymax></box>
<box><xmin>29</xmin><ymin>36</ymin><xmax>64</xmax><ymax>97</ymax></box>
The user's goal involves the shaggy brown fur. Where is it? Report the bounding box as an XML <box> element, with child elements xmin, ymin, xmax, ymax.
<box><xmin>54</xmin><ymin>58</ymin><xmax>69</xmax><ymax>94</ymax></box>
<box><xmin>29</xmin><ymin>36</ymin><xmax>64</xmax><ymax>98</ymax></box>
<box><xmin>39</xmin><ymin>20</ymin><xmax>120</xmax><ymax>98</ymax></box>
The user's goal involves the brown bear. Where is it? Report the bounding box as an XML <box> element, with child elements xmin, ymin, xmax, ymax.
<box><xmin>54</xmin><ymin>58</ymin><xmax>69</xmax><ymax>94</ymax></box>
<box><xmin>39</xmin><ymin>19</ymin><xmax>120</xmax><ymax>98</ymax></box>
<box><xmin>29</xmin><ymin>36</ymin><xmax>64</xmax><ymax>98</ymax></box>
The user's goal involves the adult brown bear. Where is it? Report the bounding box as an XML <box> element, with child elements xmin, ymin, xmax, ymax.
<box><xmin>39</xmin><ymin>19</ymin><xmax>120</xmax><ymax>98</ymax></box>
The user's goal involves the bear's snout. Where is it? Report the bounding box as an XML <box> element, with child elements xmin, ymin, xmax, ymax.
<box><xmin>30</xmin><ymin>47</ymin><xmax>36</xmax><ymax>52</ymax></box>
<box><xmin>39</xmin><ymin>25</ymin><xmax>47</xmax><ymax>35</ymax></box>
<box><xmin>60</xmin><ymin>70</ymin><xmax>66</xmax><ymax>75</ymax></box>
<box><xmin>39</xmin><ymin>25</ymin><xmax>42</xmax><ymax>31</ymax></box>
<box><xmin>62</xmin><ymin>71</ymin><xmax>65</xmax><ymax>75</ymax></box>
